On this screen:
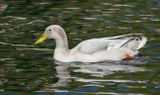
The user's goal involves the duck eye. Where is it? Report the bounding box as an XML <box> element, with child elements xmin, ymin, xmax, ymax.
<box><xmin>48</xmin><ymin>29</ymin><xmax>52</xmax><ymax>32</ymax></box>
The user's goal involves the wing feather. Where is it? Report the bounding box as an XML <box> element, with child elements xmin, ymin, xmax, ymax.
<box><xmin>71</xmin><ymin>33</ymin><xmax>147</xmax><ymax>54</ymax></box>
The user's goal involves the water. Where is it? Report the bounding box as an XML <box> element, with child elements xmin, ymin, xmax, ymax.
<box><xmin>0</xmin><ymin>0</ymin><xmax>160</xmax><ymax>94</ymax></box>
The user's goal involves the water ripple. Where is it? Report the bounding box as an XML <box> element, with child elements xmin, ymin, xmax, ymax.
<box><xmin>112</xmin><ymin>4</ymin><xmax>134</xmax><ymax>7</ymax></box>
<box><xmin>2</xmin><ymin>16</ymin><xmax>27</xmax><ymax>20</ymax></box>
<box><xmin>76</xmin><ymin>78</ymin><xmax>146</xmax><ymax>83</ymax></box>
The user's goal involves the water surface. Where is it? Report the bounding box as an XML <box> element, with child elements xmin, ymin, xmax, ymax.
<box><xmin>0</xmin><ymin>0</ymin><xmax>160</xmax><ymax>95</ymax></box>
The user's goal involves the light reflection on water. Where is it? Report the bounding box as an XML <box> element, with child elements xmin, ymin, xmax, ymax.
<box><xmin>0</xmin><ymin>0</ymin><xmax>160</xmax><ymax>94</ymax></box>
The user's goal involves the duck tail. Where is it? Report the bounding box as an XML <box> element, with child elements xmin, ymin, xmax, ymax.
<box><xmin>137</xmin><ymin>36</ymin><xmax>147</xmax><ymax>50</ymax></box>
<box><xmin>119</xmin><ymin>34</ymin><xmax>147</xmax><ymax>50</ymax></box>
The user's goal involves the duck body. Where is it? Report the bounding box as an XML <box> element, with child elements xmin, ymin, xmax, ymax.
<box><xmin>34</xmin><ymin>25</ymin><xmax>147</xmax><ymax>63</ymax></box>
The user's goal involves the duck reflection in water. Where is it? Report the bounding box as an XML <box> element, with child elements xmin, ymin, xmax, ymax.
<box><xmin>49</xmin><ymin>60</ymin><xmax>145</xmax><ymax>88</ymax></box>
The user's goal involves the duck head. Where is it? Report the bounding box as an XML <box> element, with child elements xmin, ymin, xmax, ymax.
<box><xmin>34</xmin><ymin>25</ymin><xmax>65</xmax><ymax>45</ymax></box>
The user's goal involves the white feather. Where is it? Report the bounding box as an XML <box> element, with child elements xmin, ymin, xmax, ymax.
<box><xmin>35</xmin><ymin>25</ymin><xmax>147</xmax><ymax>63</ymax></box>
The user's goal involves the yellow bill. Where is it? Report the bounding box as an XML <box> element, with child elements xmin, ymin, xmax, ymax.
<box><xmin>34</xmin><ymin>33</ymin><xmax>47</xmax><ymax>45</ymax></box>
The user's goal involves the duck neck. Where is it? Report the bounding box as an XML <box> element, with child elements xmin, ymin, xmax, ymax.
<box><xmin>54</xmin><ymin>34</ymin><xmax>69</xmax><ymax>52</ymax></box>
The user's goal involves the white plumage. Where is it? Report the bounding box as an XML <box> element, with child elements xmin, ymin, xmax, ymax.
<box><xmin>34</xmin><ymin>25</ymin><xmax>147</xmax><ymax>62</ymax></box>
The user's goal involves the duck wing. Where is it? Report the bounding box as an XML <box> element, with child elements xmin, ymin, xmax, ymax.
<box><xmin>71</xmin><ymin>33</ymin><xmax>147</xmax><ymax>54</ymax></box>
<box><xmin>105</xmin><ymin>33</ymin><xmax>147</xmax><ymax>50</ymax></box>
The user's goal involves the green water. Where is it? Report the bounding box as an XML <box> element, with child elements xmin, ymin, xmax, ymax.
<box><xmin>0</xmin><ymin>0</ymin><xmax>160</xmax><ymax>95</ymax></box>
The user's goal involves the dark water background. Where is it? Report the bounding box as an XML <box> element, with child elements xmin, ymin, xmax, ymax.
<box><xmin>0</xmin><ymin>0</ymin><xmax>160</xmax><ymax>95</ymax></box>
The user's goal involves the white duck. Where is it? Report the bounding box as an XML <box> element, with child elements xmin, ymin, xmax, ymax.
<box><xmin>34</xmin><ymin>25</ymin><xmax>147</xmax><ymax>63</ymax></box>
